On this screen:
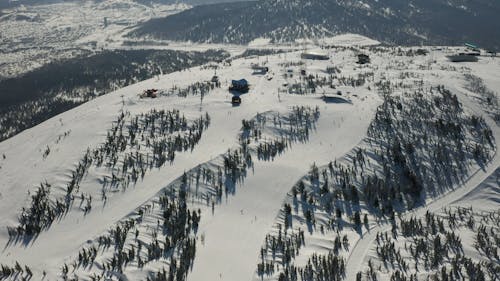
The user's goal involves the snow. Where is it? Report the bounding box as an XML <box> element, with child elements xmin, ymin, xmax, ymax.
<box><xmin>188</xmin><ymin>87</ymin><xmax>378</xmax><ymax>281</ymax></box>
<box><xmin>0</xmin><ymin>36</ymin><xmax>499</xmax><ymax>281</ymax></box>
<box><xmin>343</xmin><ymin>51</ymin><xmax>500</xmax><ymax>280</ymax></box>
<box><xmin>452</xmin><ymin>168</ymin><xmax>500</xmax><ymax>212</ymax></box>
<box><xmin>248</xmin><ymin>38</ymin><xmax>273</xmax><ymax>47</ymax></box>
<box><xmin>320</xmin><ymin>33</ymin><xmax>380</xmax><ymax>46</ymax></box>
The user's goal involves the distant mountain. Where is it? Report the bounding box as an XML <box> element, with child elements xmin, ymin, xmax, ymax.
<box><xmin>0</xmin><ymin>0</ymin><xmax>57</xmax><ymax>9</ymax></box>
<box><xmin>130</xmin><ymin>0</ymin><xmax>500</xmax><ymax>50</ymax></box>
<box><xmin>0</xmin><ymin>0</ymin><xmax>249</xmax><ymax>10</ymax></box>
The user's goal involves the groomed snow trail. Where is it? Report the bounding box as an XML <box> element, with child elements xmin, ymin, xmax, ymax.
<box><xmin>188</xmin><ymin>99</ymin><xmax>380</xmax><ymax>281</ymax></box>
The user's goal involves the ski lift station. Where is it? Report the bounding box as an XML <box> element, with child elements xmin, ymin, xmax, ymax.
<box><xmin>251</xmin><ymin>63</ymin><xmax>269</xmax><ymax>74</ymax></box>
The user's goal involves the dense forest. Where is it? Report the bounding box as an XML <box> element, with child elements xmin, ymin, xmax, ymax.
<box><xmin>130</xmin><ymin>0</ymin><xmax>500</xmax><ymax>50</ymax></box>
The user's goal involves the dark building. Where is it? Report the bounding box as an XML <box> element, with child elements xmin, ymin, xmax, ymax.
<box><xmin>231</xmin><ymin>95</ymin><xmax>241</xmax><ymax>105</ymax></box>
<box><xmin>230</xmin><ymin>79</ymin><xmax>249</xmax><ymax>93</ymax></box>
<box><xmin>357</xmin><ymin>54</ymin><xmax>370</xmax><ymax>64</ymax></box>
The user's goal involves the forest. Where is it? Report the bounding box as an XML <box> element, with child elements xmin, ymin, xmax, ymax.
<box><xmin>257</xmin><ymin>79</ymin><xmax>495</xmax><ymax>281</ymax></box>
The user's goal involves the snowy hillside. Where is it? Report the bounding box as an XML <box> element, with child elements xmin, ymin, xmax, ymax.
<box><xmin>0</xmin><ymin>37</ymin><xmax>499</xmax><ymax>281</ymax></box>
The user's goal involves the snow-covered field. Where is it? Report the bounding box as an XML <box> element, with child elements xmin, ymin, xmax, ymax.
<box><xmin>0</xmin><ymin>37</ymin><xmax>499</xmax><ymax>281</ymax></box>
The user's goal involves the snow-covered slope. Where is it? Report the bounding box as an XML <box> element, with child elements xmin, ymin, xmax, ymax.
<box><xmin>0</xmin><ymin>38</ymin><xmax>499</xmax><ymax>280</ymax></box>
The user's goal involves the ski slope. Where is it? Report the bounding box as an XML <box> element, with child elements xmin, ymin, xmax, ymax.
<box><xmin>0</xmin><ymin>38</ymin><xmax>499</xmax><ymax>281</ymax></box>
<box><xmin>188</xmin><ymin>87</ymin><xmax>378</xmax><ymax>281</ymax></box>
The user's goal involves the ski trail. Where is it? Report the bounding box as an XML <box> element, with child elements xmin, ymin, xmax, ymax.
<box><xmin>188</xmin><ymin>96</ymin><xmax>379</xmax><ymax>281</ymax></box>
<box><xmin>344</xmin><ymin>81</ymin><xmax>500</xmax><ymax>280</ymax></box>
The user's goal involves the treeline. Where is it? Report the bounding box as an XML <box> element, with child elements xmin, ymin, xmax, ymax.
<box><xmin>273</xmin><ymin>253</ymin><xmax>345</xmax><ymax>281</ymax></box>
<box><xmin>0</xmin><ymin>96</ymin><xmax>81</xmax><ymax>142</ymax></box>
<box><xmin>0</xmin><ymin>262</ymin><xmax>33</xmax><ymax>280</ymax></box>
<box><xmin>232</xmin><ymin>48</ymin><xmax>289</xmax><ymax>60</ymax></box>
<box><xmin>358</xmin><ymin>207</ymin><xmax>500</xmax><ymax>281</ymax></box>
<box><xmin>7</xmin><ymin>109</ymin><xmax>210</xmax><ymax>239</ymax></box>
<box><xmin>363</xmin><ymin>46</ymin><xmax>429</xmax><ymax>57</ymax></box>
<box><xmin>0</xmin><ymin>49</ymin><xmax>229</xmax><ymax>141</ymax></box>
<box><xmin>463</xmin><ymin>73</ymin><xmax>500</xmax><ymax>124</ymax></box>
<box><xmin>258</xmin><ymin>224</ymin><xmax>306</xmax><ymax>275</ymax></box>
<box><xmin>161</xmin><ymin>80</ymin><xmax>220</xmax><ymax>99</ymax></box>
<box><xmin>257</xmin><ymin>82</ymin><xmax>495</xmax><ymax>280</ymax></box>
<box><xmin>61</xmin><ymin>107</ymin><xmax>321</xmax><ymax>280</ymax></box>
<box><xmin>258</xmin><ymin>221</ymin><xmax>347</xmax><ymax>281</ymax></box>
<box><xmin>364</xmin><ymin>84</ymin><xmax>494</xmax><ymax>209</ymax></box>
<box><xmin>284</xmin><ymin>68</ymin><xmax>374</xmax><ymax>95</ymax></box>
<box><xmin>240</xmin><ymin>106</ymin><xmax>320</xmax><ymax>161</ymax></box>
<box><xmin>63</xmin><ymin>188</ymin><xmax>199</xmax><ymax>281</ymax></box>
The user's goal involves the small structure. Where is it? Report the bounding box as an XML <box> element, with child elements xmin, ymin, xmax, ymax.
<box><xmin>251</xmin><ymin>63</ymin><xmax>269</xmax><ymax>74</ymax></box>
<box><xmin>487</xmin><ymin>50</ymin><xmax>497</xmax><ymax>57</ymax></box>
<box><xmin>141</xmin><ymin>89</ymin><xmax>158</xmax><ymax>98</ymax></box>
<box><xmin>301</xmin><ymin>50</ymin><xmax>329</xmax><ymax>60</ymax></box>
<box><xmin>357</xmin><ymin>54</ymin><xmax>370</xmax><ymax>64</ymax></box>
<box><xmin>465</xmin><ymin>43</ymin><xmax>480</xmax><ymax>52</ymax></box>
<box><xmin>321</xmin><ymin>94</ymin><xmax>351</xmax><ymax>104</ymax></box>
<box><xmin>415</xmin><ymin>49</ymin><xmax>429</xmax><ymax>56</ymax></box>
<box><xmin>231</xmin><ymin>96</ymin><xmax>241</xmax><ymax>105</ymax></box>
<box><xmin>447</xmin><ymin>53</ymin><xmax>479</xmax><ymax>62</ymax></box>
<box><xmin>229</xmin><ymin>79</ymin><xmax>249</xmax><ymax>93</ymax></box>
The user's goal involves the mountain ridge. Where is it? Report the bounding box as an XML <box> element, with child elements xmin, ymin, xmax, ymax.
<box><xmin>130</xmin><ymin>0</ymin><xmax>500</xmax><ymax>51</ymax></box>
